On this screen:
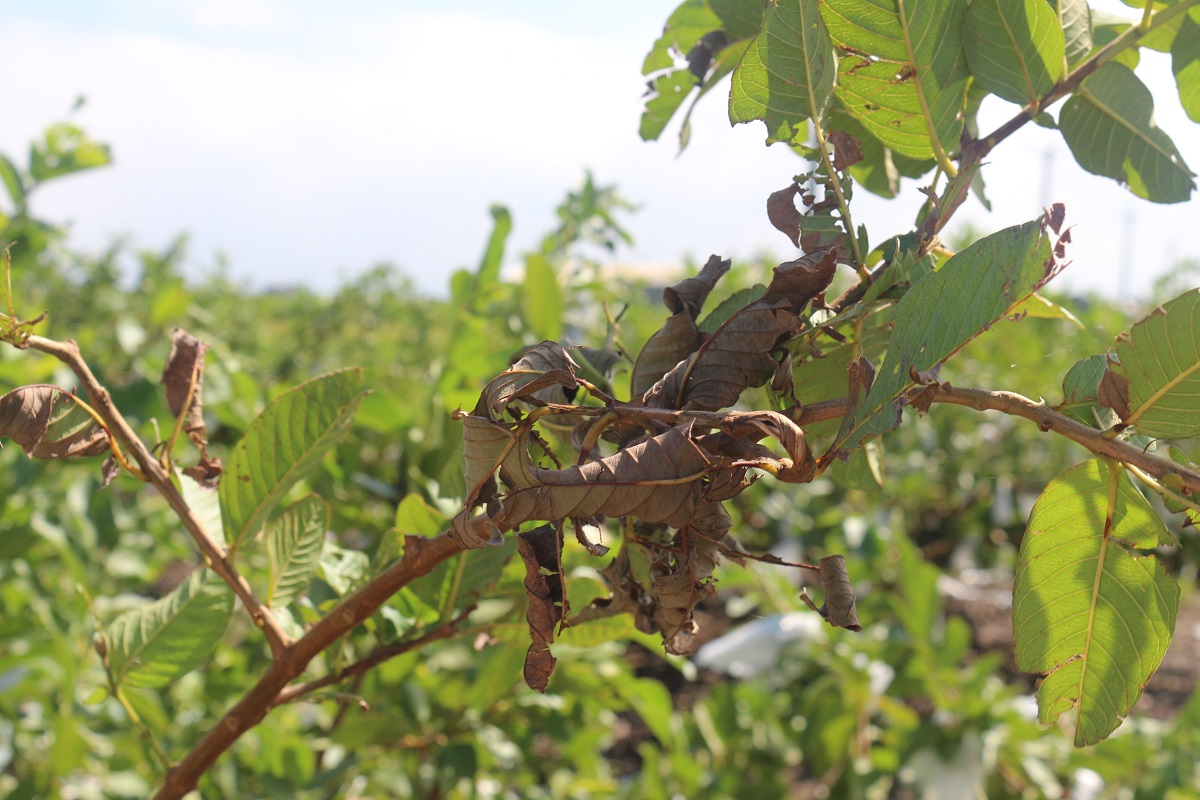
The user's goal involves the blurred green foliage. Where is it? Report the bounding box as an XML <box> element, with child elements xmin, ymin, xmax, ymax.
<box><xmin>2</xmin><ymin>118</ymin><xmax>1199</xmax><ymax>800</ymax></box>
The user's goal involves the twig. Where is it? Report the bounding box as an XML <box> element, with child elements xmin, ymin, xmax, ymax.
<box><xmin>962</xmin><ymin>0</ymin><xmax>1200</xmax><ymax>166</ymax></box>
<box><xmin>153</xmin><ymin>532</ymin><xmax>465</xmax><ymax>800</ymax></box>
<box><xmin>926</xmin><ymin>384</ymin><xmax>1200</xmax><ymax>496</ymax></box>
<box><xmin>21</xmin><ymin>334</ymin><xmax>291</xmax><ymax>658</ymax></box>
<box><xmin>273</xmin><ymin>605</ymin><xmax>476</xmax><ymax>706</ymax></box>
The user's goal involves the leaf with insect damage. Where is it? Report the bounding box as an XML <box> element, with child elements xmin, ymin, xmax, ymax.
<box><xmin>0</xmin><ymin>384</ymin><xmax>108</xmax><ymax>459</ymax></box>
<box><xmin>162</xmin><ymin>329</ymin><xmax>222</xmax><ymax>487</ymax></box>
<box><xmin>452</xmin><ymin>421</ymin><xmax>712</xmax><ymax>548</ymax></box>
<box><xmin>632</xmin><ymin>256</ymin><xmax>731</xmax><ymax>398</ymax></box>
<box><xmin>644</xmin><ymin>248</ymin><xmax>837</xmax><ymax>411</ymax></box>
<box><xmin>518</xmin><ymin>524</ymin><xmax>564</xmax><ymax>692</ymax></box>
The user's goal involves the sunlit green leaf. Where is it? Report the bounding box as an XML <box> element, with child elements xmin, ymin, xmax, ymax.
<box><xmin>221</xmin><ymin>369</ymin><xmax>367</xmax><ymax>549</ymax></box>
<box><xmin>1060</xmin><ymin>354</ymin><xmax>1119</xmax><ymax>427</ymax></box>
<box><xmin>28</xmin><ymin>123</ymin><xmax>111</xmax><ymax>184</ymax></box>
<box><xmin>1014</xmin><ymin>460</ymin><xmax>1178</xmax><ymax>746</ymax></box>
<box><xmin>106</xmin><ymin>570</ymin><xmax>233</xmax><ymax>689</ymax></box>
<box><xmin>267</xmin><ymin>494</ymin><xmax>329</xmax><ymax>607</ymax></box>
<box><xmin>1171</xmin><ymin>8</ymin><xmax>1200</xmax><ymax>122</ymax></box>
<box><xmin>1052</xmin><ymin>0</ymin><xmax>1094</xmax><ymax>67</ymax></box>
<box><xmin>1112</xmin><ymin>289</ymin><xmax>1200</xmax><ymax>437</ymax></box>
<box><xmin>395</xmin><ymin>493</ymin><xmax>448</xmax><ymax>536</ymax></box>
<box><xmin>522</xmin><ymin>254</ymin><xmax>563</xmax><ymax>341</ymax></box>
<box><xmin>821</xmin><ymin>0</ymin><xmax>969</xmax><ymax>160</ymax></box>
<box><xmin>1059</xmin><ymin>63</ymin><xmax>1195</xmax><ymax>204</ymax></box>
<box><xmin>825</xmin><ymin>211</ymin><xmax>1063</xmax><ymax>459</ymax></box>
<box><xmin>0</xmin><ymin>155</ymin><xmax>25</xmax><ymax>208</ymax></box>
<box><xmin>729</xmin><ymin>0</ymin><xmax>836</xmax><ymax>144</ymax></box>
<box><xmin>964</xmin><ymin>0</ymin><xmax>1065</xmax><ymax>105</ymax></box>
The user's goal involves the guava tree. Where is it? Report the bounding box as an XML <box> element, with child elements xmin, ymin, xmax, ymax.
<box><xmin>2</xmin><ymin>1</ymin><xmax>1200</xmax><ymax>797</ymax></box>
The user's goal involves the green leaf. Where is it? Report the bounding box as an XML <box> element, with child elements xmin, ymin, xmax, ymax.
<box><xmin>0</xmin><ymin>155</ymin><xmax>26</xmax><ymax>208</ymax></box>
<box><xmin>473</xmin><ymin>205</ymin><xmax>511</xmax><ymax>303</ymax></box>
<box><xmin>1014</xmin><ymin>460</ymin><xmax>1178</xmax><ymax>746</ymax></box>
<box><xmin>1052</xmin><ymin>0</ymin><xmax>1094</xmax><ymax>67</ymax></box>
<box><xmin>319</xmin><ymin>541</ymin><xmax>370</xmax><ymax>596</ymax></box>
<box><xmin>522</xmin><ymin>254</ymin><xmax>563</xmax><ymax>341</ymax></box>
<box><xmin>964</xmin><ymin>0</ymin><xmax>1065</xmax><ymax>105</ymax></box>
<box><xmin>641</xmin><ymin>70</ymin><xmax>701</xmax><ymax>142</ymax></box>
<box><xmin>395</xmin><ymin>493</ymin><xmax>448</xmax><ymax>536</ymax></box>
<box><xmin>641</xmin><ymin>1</ymin><xmax>723</xmax><ymax>74</ymax></box>
<box><xmin>729</xmin><ymin>0</ymin><xmax>837</xmax><ymax>145</ymax></box>
<box><xmin>1111</xmin><ymin>289</ymin><xmax>1200</xmax><ymax>438</ymax></box>
<box><xmin>266</xmin><ymin>494</ymin><xmax>329</xmax><ymax>607</ymax></box>
<box><xmin>220</xmin><ymin>369</ymin><xmax>367</xmax><ymax>549</ymax></box>
<box><xmin>106</xmin><ymin>570</ymin><xmax>233</xmax><ymax>689</ymax></box>
<box><xmin>1060</xmin><ymin>354</ymin><xmax>1119</xmax><ymax>427</ymax></box>
<box><xmin>1059</xmin><ymin>63</ymin><xmax>1196</xmax><ymax>204</ymax></box>
<box><xmin>1172</xmin><ymin>9</ymin><xmax>1200</xmax><ymax>123</ymax></box>
<box><xmin>28</xmin><ymin>123</ymin><xmax>111</xmax><ymax>184</ymax></box>
<box><xmin>821</xmin><ymin>0</ymin><xmax>969</xmax><ymax>160</ymax></box>
<box><xmin>1011</xmin><ymin>292</ymin><xmax>1083</xmax><ymax>327</ymax></box>
<box><xmin>414</xmin><ymin>538</ymin><xmax>516</xmax><ymax>621</ymax></box>
<box><xmin>825</xmin><ymin>210</ymin><xmax>1065</xmax><ymax>459</ymax></box>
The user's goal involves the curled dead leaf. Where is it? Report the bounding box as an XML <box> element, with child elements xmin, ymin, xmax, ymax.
<box><xmin>801</xmin><ymin>555</ymin><xmax>861</xmax><ymax>631</ymax></box>
<box><xmin>518</xmin><ymin>525</ymin><xmax>565</xmax><ymax>692</ymax></box>
<box><xmin>162</xmin><ymin>329</ymin><xmax>221</xmax><ymax>486</ymax></box>
<box><xmin>767</xmin><ymin>183</ymin><xmax>803</xmax><ymax>248</ymax></box>
<box><xmin>1098</xmin><ymin>356</ymin><xmax>1131</xmax><ymax>421</ymax></box>
<box><xmin>0</xmin><ymin>384</ymin><xmax>109</xmax><ymax>459</ymax></box>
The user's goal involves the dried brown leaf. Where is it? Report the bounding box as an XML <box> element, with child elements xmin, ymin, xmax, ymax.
<box><xmin>663</xmin><ymin>254</ymin><xmax>731</xmax><ymax>317</ymax></box>
<box><xmin>643</xmin><ymin>250</ymin><xmax>837</xmax><ymax>411</ymax></box>
<box><xmin>162</xmin><ymin>329</ymin><xmax>221</xmax><ymax>483</ymax></box>
<box><xmin>452</xmin><ymin>421</ymin><xmax>713</xmax><ymax>548</ymax></box>
<box><xmin>632</xmin><ymin>256</ymin><xmax>731</xmax><ymax>399</ymax></box>
<box><xmin>767</xmin><ymin>183</ymin><xmax>803</xmax><ymax>248</ymax></box>
<box><xmin>816</xmin><ymin>555</ymin><xmax>861</xmax><ymax>631</ymax></box>
<box><xmin>517</xmin><ymin>524</ymin><xmax>564</xmax><ymax>692</ymax></box>
<box><xmin>477</xmin><ymin>341</ymin><xmax>579</xmax><ymax>418</ymax></box>
<box><xmin>828</xmin><ymin>130</ymin><xmax>864</xmax><ymax>170</ymax></box>
<box><xmin>1099</xmin><ymin>356</ymin><xmax>1131</xmax><ymax>421</ymax></box>
<box><xmin>0</xmin><ymin>384</ymin><xmax>108</xmax><ymax>459</ymax></box>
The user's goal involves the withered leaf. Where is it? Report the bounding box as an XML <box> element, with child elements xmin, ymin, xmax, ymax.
<box><xmin>815</xmin><ymin>554</ymin><xmax>861</xmax><ymax>631</ymax></box>
<box><xmin>452</xmin><ymin>421</ymin><xmax>712</xmax><ymax>548</ymax></box>
<box><xmin>633</xmin><ymin>256</ymin><xmax>730</xmax><ymax>399</ymax></box>
<box><xmin>0</xmin><ymin>384</ymin><xmax>109</xmax><ymax>459</ymax></box>
<box><xmin>476</xmin><ymin>341</ymin><xmax>579</xmax><ymax>418</ymax></box>
<box><xmin>801</xmin><ymin>556</ymin><xmax>861</xmax><ymax>630</ymax></box>
<box><xmin>663</xmin><ymin>254</ymin><xmax>731</xmax><ymax>317</ymax></box>
<box><xmin>650</xmin><ymin>500</ymin><xmax>727</xmax><ymax>655</ymax></box>
<box><xmin>766</xmin><ymin>183</ymin><xmax>803</xmax><ymax>248</ymax></box>
<box><xmin>829</xmin><ymin>356</ymin><xmax>889</xmax><ymax>461</ymax></box>
<box><xmin>518</xmin><ymin>524</ymin><xmax>565</xmax><ymax>692</ymax></box>
<box><xmin>162</xmin><ymin>329</ymin><xmax>221</xmax><ymax>485</ymax></box>
<box><xmin>1098</xmin><ymin>356</ymin><xmax>1131</xmax><ymax>421</ymax></box>
<box><xmin>827</xmin><ymin>130</ymin><xmax>864</xmax><ymax>170</ymax></box>
<box><xmin>643</xmin><ymin>250</ymin><xmax>838</xmax><ymax>412</ymax></box>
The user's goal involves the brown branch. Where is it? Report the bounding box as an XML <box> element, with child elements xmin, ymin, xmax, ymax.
<box><xmin>963</xmin><ymin>0</ymin><xmax>1200</xmax><ymax>166</ymax></box>
<box><xmin>272</xmin><ymin>605</ymin><xmax>476</xmax><ymax>706</ymax></box>
<box><xmin>925</xmin><ymin>384</ymin><xmax>1200</xmax><ymax>495</ymax></box>
<box><xmin>153</xmin><ymin>531</ymin><xmax>465</xmax><ymax>800</ymax></box>
<box><xmin>22</xmin><ymin>335</ymin><xmax>290</xmax><ymax>657</ymax></box>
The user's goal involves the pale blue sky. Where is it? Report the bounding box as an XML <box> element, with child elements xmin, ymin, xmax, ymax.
<box><xmin>3</xmin><ymin>1</ymin><xmax>1197</xmax><ymax>298</ymax></box>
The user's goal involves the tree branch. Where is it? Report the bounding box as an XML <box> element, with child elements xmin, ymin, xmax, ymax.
<box><xmin>272</xmin><ymin>605</ymin><xmax>476</xmax><ymax>706</ymax></box>
<box><xmin>153</xmin><ymin>531</ymin><xmax>465</xmax><ymax>800</ymax></box>
<box><xmin>963</xmin><ymin>0</ymin><xmax>1200</xmax><ymax>166</ymax></box>
<box><xmin>925</xmin><ymin>384</ymin><xmax>1200</xmax><ymax>495</ymax></box>
<box><xmin>22</xmin><ymin>335</ymin><xmax>291</xmax><ymax>657</ymax></box>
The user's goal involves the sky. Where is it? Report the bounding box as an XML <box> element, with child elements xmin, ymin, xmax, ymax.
<box><xmin>3</xmin><ymin>0</ymin><xmax>1198</xmax><ymax>299</ymax></box>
